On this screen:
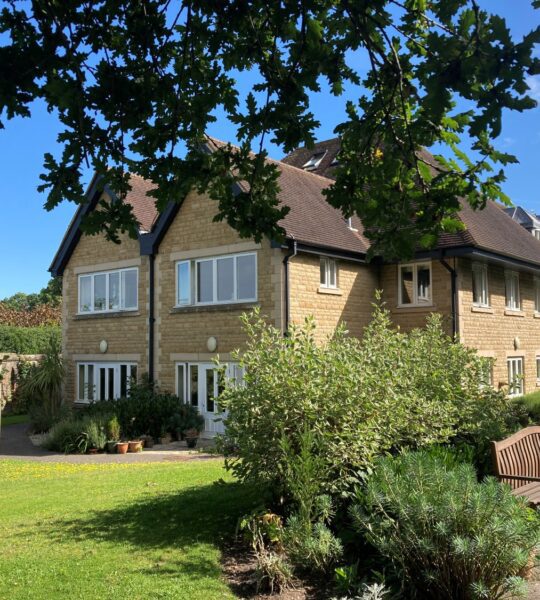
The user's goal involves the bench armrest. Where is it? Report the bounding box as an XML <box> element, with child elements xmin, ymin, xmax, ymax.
<box><xmin>499</xmin><ymin>474</ymin><xmax>540</xmax><ymax>483</ymax></box>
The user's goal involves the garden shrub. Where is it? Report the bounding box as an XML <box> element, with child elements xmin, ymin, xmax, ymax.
<box><xmin>0</xmin><ymin>324</ymin><xmax>61</xmax><ymax>354</ymax></box>
<box><xmin>351</xmin><ymin>450</ymin><xmax>540</xmax><ymax>600</ymax></box>
<box><xmin>217</xmin><ymin>303</ymin><xmax>521</xmax><ymax>498</ymax></box>
<box><xmin>45</xmin><ymin>415</ymin><xmax>109</xmax><ymax>453</ymax></box>
<box><xmin>83</xmin><ymin>382</ymin><xmax>203</xmax><ymax>440</ymax></box>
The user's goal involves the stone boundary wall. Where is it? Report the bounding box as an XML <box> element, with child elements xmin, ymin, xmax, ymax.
<box><xmin>0</xmin><ymin>354</ymin><xmax>43</xmax><ymax>410</ymax></box>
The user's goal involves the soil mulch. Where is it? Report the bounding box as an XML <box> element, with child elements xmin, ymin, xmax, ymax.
<box><xmin>221</xmin><ymin>541</ymin><xmax>333</xmax><ymax>600</ymax></box>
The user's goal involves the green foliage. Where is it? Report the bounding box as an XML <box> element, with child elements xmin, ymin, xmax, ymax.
<box><xmin>218</xmin><ymin>305</ymin><xmax>521</xmax><ymax>498</ymax></box>
<box><xmin>0</xmin><ymin>277</ymin><xmax>62</xmax><ymax>311</ymax></box>
<box><xmin>1</xmin><ymin>4</ymin><xmax>539</xmax><ymax>256</ymax></box>
<box><xmin>45</xmin><ymin>415</ymin><xmax>108</xmax><ymax>453</ymax></box>
<box><xmin>105</xmin><ymin>415</ymin><xmax>121</xmax><ymax>441</ymax></box>
<box><xmin>28</xmin><ymin>402</ymin><xmax>71</xmax><ymax>434</ymax></box>
<box><xmin>513</xmin><ymin>391</ymin><xmax>540</xmax><ymax>424</ymax></box>
<box><xmin>0</xmin><ymin>325</ymin><xmax>61</xmax><ymax>354</ymax></box>
<box><xmin>351</xmin><ymin>450</ymin><xmax>540</xmax><ymax>600</ymax></box>
<box><xmin>83</xmin><ymin>382</ymin><xmax>203</xmax><ymax>440</ymax></box>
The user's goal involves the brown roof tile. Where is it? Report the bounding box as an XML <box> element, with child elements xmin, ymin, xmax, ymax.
<box><xmin>121</xmin><ymin>136</ymin><xmax>540</xmax><ymax>266</ymax></box>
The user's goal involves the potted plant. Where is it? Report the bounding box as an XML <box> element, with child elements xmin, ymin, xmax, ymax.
<box><xmin>116</xmin><ymin>441</ymin><xmax>129</xmax><ymax>454</ymax></box>
<box><xmin>106</xmin><ymin>416</ymin><xmax>121</xmax><ymax>453</ymax></box>
<box><xmin>140</xmin><ymin>434</ymin><xmax>154</xmax><ymax>448</ymax></box>
<box><xmin>128</xmin><ymin>440</ymin><xmax>143</xmax><ymax>452</ymax></box>
<box><xmin>183</xmin><ymin>428</ymin><xmax>199</xmax><ymax>449</ymax></box>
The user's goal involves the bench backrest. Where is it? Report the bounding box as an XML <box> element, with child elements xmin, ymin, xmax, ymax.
<box><xmin>492</xmin><ymin>426</ymin><xmax>540</xmax><ymax>489</ymax></box>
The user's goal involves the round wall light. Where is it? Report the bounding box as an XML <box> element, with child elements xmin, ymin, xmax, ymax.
<box><xmin>99</xmin><ymin>340</ymin><xmax>108</xmax><ymax>354</ymax></box>
<box><xmin>514</xmin><ymin>336</ymin><xmax>521</xmax><ymax>351</ymax></box>
<box><xmin>207</xmin><ymin>336</ymin><xmax>218</xmax><ymax>352</ymax></box>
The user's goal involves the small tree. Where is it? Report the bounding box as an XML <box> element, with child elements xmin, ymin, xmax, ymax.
<box><xmin>217</xmin><ymin>302</ymin><xmax>521</xmax><ymax>499</ymax></box>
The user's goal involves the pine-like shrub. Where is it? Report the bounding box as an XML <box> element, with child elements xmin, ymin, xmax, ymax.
<box><xmin>217</xmin><ymin>303</ymin><xmax>522</xmax><ymax>498</ymax></box>
<box><xmin>351</xmin><ymin>450</ymin><xmax>540</xmax><ymax>600</ymax></box>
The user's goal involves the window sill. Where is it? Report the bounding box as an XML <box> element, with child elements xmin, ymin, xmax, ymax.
<box><xmin>504</xmin><ymin>309</ymin><xmax>525</xmax><ymax>317</ymax></box>
<box><xmin>74</xmin><ymin>310</ymin><xmax>140</xmax><ymax>321</ymax></box>
<box><xmin>170</xmin><ymin>302</ymin><xmax>259</xmax><ymax>315</ymax></box>
<box><xmin>395</xmin><ymin>304</ymin><xmax>434</xmax><ymax>312</ymax></box>
<box><xmin>317</xmin><ymin>287</ymin><xmax>342</xmax><ymax>296</ymax></box>
<box><xmin>471</xmin><ymin>305</ymin><xmax>493</xmax><ymax>314</ymax></box>
<box><xmin>534</xmin><ymin>312</ymin><xmax>540</xmax><ymax>319</ymax></box>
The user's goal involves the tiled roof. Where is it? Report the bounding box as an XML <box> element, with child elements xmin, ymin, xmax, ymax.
<box><xmin>113</xmin><ymin>136</ymin><xmax>540</xmax><ymax>266</ymax></box>
<box><xmin>124</xmin><ymin>174</ymin><xmax>158</xmax><ymax>232</ymax></box>
<box><xmin>281</xmin><ymin>137</ymin><xmax>341</xmax><ymax>178</ymax></box>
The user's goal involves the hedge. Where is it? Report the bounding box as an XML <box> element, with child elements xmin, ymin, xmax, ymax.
<box><xmin>0</xmin><ymin>325</ymin><xmax>61</xmax><ymax>354</ymax></box>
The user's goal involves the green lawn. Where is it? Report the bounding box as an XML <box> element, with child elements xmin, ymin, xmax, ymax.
<box><xmin>1</xmin><ymin>413</ymin><xmax>29</xmax><ymax>426</ymax></box>
<box><xmin>0</xmin><ymin>459</ymin><xmax>257</xmax><ymax>600</ymax></box>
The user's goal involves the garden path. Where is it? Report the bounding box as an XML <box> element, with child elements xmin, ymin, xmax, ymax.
<box><xmin>0</xmin><ymin>423</ymin><xmax>216</xmax><ymax>463</ymax></box>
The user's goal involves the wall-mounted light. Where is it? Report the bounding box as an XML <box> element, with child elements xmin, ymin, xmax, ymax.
<box><xmin>99</xmin><ymin>340</ymin><xmax>108</xmax><ymax>354</ymax></box>
<box><xmin>207</xmin><ymin>336</ymin><xmax>218</xmax><ymax>352</ymax></box>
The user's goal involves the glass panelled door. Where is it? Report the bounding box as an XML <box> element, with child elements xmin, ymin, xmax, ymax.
<box><xmin>185</xmin><ymin>363</ymin><xmax>225</xmax><ymax>436</ymax></box>
<box><xmin>77</xmin><ymin>362</ymin><xmax>137</xmax><ymax>402</ymax></box>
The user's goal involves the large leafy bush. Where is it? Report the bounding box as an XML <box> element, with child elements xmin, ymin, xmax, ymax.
<box><xmin>0</xmin><ymin>324</ymin><xmax>61</xmax><ymax>354</ymax></box>
<box><xmin>351</xmin><ymin>450</ymin><xmax>540</xmax><ymax>599</ymax></box>
<box><xmin>45</xmin><ymin>415</ymin><xmax>109</xmax><ymax>453</ymax></box>
<box><xmin>217</xmin><ymin>304</ymin><xmax>521</xmax><ymax>498</ymax></box>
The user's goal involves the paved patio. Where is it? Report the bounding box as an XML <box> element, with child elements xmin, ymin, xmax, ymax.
<box><xmin>0</xmin><ymin>422</ymin><xmax>217</xmax><ymax>463</ymax></box>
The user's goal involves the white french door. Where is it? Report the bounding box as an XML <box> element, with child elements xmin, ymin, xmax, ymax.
<box><xmin>77</xmin><ymin>362</ymin><xmax>137</xmax><ymax>402</ymax></box>
<box><xmin>177</xmin><ymin>362</ymin><xmax>244</xmax><ymax>436</ymax></box>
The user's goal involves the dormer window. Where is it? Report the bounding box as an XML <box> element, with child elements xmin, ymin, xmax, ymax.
<box><xmin>533</xmin><ymin>228</ymin><xmax>540</xmax><ymax>240</ymax></box>
<box><xmin>330</xmin><ymin>153</ymin><xmax>340</xmax><ymax>166</ymax></box>
<box><xmin>302</xmin><ymin>151</ymin><xmax>327</xmax><ymax>170</ymax></box>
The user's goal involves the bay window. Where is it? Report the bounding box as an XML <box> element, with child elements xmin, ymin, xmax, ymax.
<box><xmin>398</xmin><ymin>262</ymin><xmax>432</xmax><ymax>306</ymax></box>
<box><xmin>176</xmin><ymin>252</ymin><xmax>257</xmax><ymax>307</ymax></box>
<box><xmin>78</xmin><ymin>268</ymin><xmax>138</xmax><ymax>313</ymax></box>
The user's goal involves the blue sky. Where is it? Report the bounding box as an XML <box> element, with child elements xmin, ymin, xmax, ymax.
<box><xmin>1</xmin><ymin>1</ymin><xmax>539</xmax><ymax>297</ymax></box>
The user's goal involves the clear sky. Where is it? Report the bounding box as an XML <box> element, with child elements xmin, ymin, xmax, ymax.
<box><xmin>0</xmin><ymin>0</ymin><xmax>539</xmax><ymax>297</ymax></box>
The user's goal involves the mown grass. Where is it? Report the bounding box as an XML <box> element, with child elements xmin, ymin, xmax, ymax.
<box><xmin>1</xmin><ymin>413</ymin><xmax>29</xmax><ymax>426</ymax></box>
<box><xmin>0</xmin><ymin>458</ymin><xmax>258</xmax><ymax>599</ymax></box>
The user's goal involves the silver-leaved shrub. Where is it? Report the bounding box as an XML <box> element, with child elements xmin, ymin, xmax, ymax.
<box><xmin>217</xmin><ymin>302</ymin><xmax>522</xmax><ymax>498</ymax></box>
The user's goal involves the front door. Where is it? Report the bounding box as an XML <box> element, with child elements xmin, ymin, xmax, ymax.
<box><xmin>187</xmin><ymin>363</ymin><xmax>225</xmax><ymax>436</ymax></box>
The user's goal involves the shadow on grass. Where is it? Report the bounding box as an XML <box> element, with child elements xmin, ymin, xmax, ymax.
<box><xmin>44</xmin><ymin>480</ymin><xmax>258</xmax><ymax>549</ymax></box>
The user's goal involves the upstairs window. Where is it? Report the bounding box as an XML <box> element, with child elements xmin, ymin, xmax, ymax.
<box><xmin>505</xmin><ymin>270</ymin><xmax>520</xmax><ymax>310</ymax></box>
<box><xmin>176</xmin><ymin>252</ymin><xmax>257</xmax><ymax>307</ymax></box>
<box><xmin>302</xmin><ymin>151</ymin><xmax>326</xmax><ymax>170</ymax></box>
<box><xmin>398</xmin><ymin>262</ymin><xmax>432</xmax><ymax>307</ymax></box>
<box><xmin>472</xmin><ymin>263</ymin><xmax>489</xmax><ymax>307</ymax></box>
<box><xmin>78</xmin><ymin>268</ymin><xmax>138</xmax><ymax>314</ymax></box>
<box><xmin>320</xmin><ymin>257</ymin><xmax>338</xmax><ymax>289</ymax></box>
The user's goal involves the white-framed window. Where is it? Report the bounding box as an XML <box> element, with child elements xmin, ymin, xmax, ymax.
<box><xmin>533</xmin><ymin>229</ymin><xmax>540</xmax><ymax>240</ymax></box>
<box><xmin>77</xmin><ymin>362</ymin><xmax>137</xmax><ymax>403</ymax></box>
<box><xmin>536</xmin><ymin>356</ymin><xmax>540</xmax><ymax>383</ymax></box>
<box><xmin>507</xmin><ymin>357</ymin><xmax>524</xmax><ymax>397</ymax></box>
<box><xmin>398</xmin><ymin>262</ymin><xmax>432</xmax><ymax>306</ymax></box>
<box><xmin>320</xmin><ymin>257</ymin><xmax>338</xmax><ymax>289</ymax></box>
<box><xmin>535</xmin><ymin>278</ymin><xmax>540</xmax><ymax>313</ymax></box>
<box><xmin>505</xmin><ymin>270</ymin><xmax>520</xmax><ymax>310</ymax></box>
<box><xmin>175</xmin><ymin>252</ymin><xmax>257</xmax><ymax>307</ymax></box>
<box><xmin>302</xmin><ymin>151</ymin><xmax>326</xmax><ymax>170</ymax></box>
<box><xmin>472</xmin><ymin>263</ymin><xmax>489</xmax><ymax>307</ymax></box>
<box><xmin>78</xmin><ymin>268</ymin><xmax>138</xmax><ymax>314</ymax></box>
<box><xmin>479</xmin><ymin>358</ymin><xmax>494</xmax><ymax>389</ymax></box>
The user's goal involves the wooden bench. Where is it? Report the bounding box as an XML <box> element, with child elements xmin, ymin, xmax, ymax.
<box><xmin>492</xmin><ymin>426</ymin><xmax>540</xmax><ymax>505</ymax></box>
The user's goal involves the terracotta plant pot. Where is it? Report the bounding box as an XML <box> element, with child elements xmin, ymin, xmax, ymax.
<box><xmin>88</xmin><ymin>447</ymin><xmax>98</xmax><ymax>455</ymax></box>
<box><xmin>116</xmin><ymin>442</ymin><xmax>129</xmax><ymax>455</ymax></box>
<box><xmin>159</xmin><ymin>433</ymin><xmax>172</xmax><ymax>445</ymax></box>
<box><xmin>128</xmin><ymin>440</ymin><xmax>143</xmax><ymax>453</ymax></box>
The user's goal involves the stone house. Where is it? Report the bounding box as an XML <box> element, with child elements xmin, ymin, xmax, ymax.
<box><xmin>50</xmin><ymin>137</ymin><xmax>540</xmax><ymax>436</ymax></box>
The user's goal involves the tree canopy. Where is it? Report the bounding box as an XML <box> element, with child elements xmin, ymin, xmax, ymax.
<box><xmin>1</xmin><ymin>1</ymin><xmax>539</xmax><ymax>258</ymax></box>
<box><xmin>1</xmin><ymin>278</ymin><xmax>62</xmax><ymax>312</ymax></box>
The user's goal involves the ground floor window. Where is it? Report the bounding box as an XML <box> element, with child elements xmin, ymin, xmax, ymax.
<box><xmin>507</xmin><ymin>357</ymin><xmax>524</xmax><ymax>397</ymax></box>
<box><xmin>77</xmin><ymin>362</ymin><xmax>137</xmax><ymax>402</ymax></box>
<box><xmin>479</xmin><ymin>359</ymin><xmax>493</xmax><ymax>389</ymax></box>
<box><xmin>176</xmin><ymin>362</ymin><xmax>243</xmax><ymax>434</ymax></box>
